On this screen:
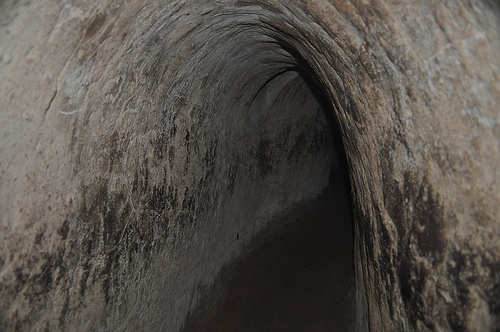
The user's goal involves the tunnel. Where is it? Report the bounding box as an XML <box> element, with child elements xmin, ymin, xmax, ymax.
<box><xmin>1</xmin><ymin>0</ymin><xmax>500</xmax><ymax>331</ymax></box>
<box><xmin>143</xmin><ymin>8</ymin><xmax>361</xmax><ymax>328</ymax></box>
<box><xmin>181</xmin><ymin>66</ymin><xmax>356</xmax><ymax>330</ymax></box>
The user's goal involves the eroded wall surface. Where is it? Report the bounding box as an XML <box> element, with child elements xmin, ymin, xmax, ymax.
<box><xmin>0</xmin><ymin>0</ymin><xmax>499</xmax><ymax>331</ymax></box>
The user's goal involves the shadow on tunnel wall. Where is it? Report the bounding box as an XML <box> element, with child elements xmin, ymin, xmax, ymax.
<box><xmin>183</xmin><ymin>67</ymin><xmax>356</xmax><ymax>331</ymax></box>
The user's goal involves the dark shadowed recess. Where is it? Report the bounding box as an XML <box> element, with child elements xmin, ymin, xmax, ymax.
<box><xmin>183</xmin><ymin>52</ymin><xmax>355</xmax><ymax>330</ymax></box>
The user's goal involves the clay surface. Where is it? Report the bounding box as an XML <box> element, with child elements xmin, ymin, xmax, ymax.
<box><xmin>1</xmin><ymin>0</ymin><xmax>499</xmax><ymax>331</ymax></box>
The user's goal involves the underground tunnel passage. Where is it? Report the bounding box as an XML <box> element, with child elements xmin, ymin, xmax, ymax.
<box><xmin>1</xmin><ymin>0</ymin><xmax>499</xmax><ymax>331</ymax></box>
<box><xmin>182</xmin><ymin>68</ymin><xmax>356</xmax><ymax>331</ymax></box>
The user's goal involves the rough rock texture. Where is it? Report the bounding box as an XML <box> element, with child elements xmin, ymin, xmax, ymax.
<box><xmin>0</xmin><ymin>0</ymin><xmax>499</xmax><ymax>331</ymax></box>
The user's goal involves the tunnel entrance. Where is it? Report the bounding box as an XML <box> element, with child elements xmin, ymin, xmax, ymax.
<box><xmin>183</xmin><ymin>68</ymin><xmax>354</xmax><ymax>331</ymax></box>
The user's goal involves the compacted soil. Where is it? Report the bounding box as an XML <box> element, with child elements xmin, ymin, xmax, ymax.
<box><xmin>184</xmin><ymin>175</ymin><xmax>354</xmax><ymax>332</ymax></box>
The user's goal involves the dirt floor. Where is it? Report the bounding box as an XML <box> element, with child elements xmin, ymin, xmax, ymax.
<box><xmin>183</xmin><ymin>175</ymin><xmax>354</xmax><ymax>332</ymax></box>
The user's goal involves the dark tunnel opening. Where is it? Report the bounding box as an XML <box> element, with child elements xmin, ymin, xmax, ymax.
<box><xmin>183</xmin><ymin>66</ymin><xmax>355</xmax><ymax>331</ymax></box>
